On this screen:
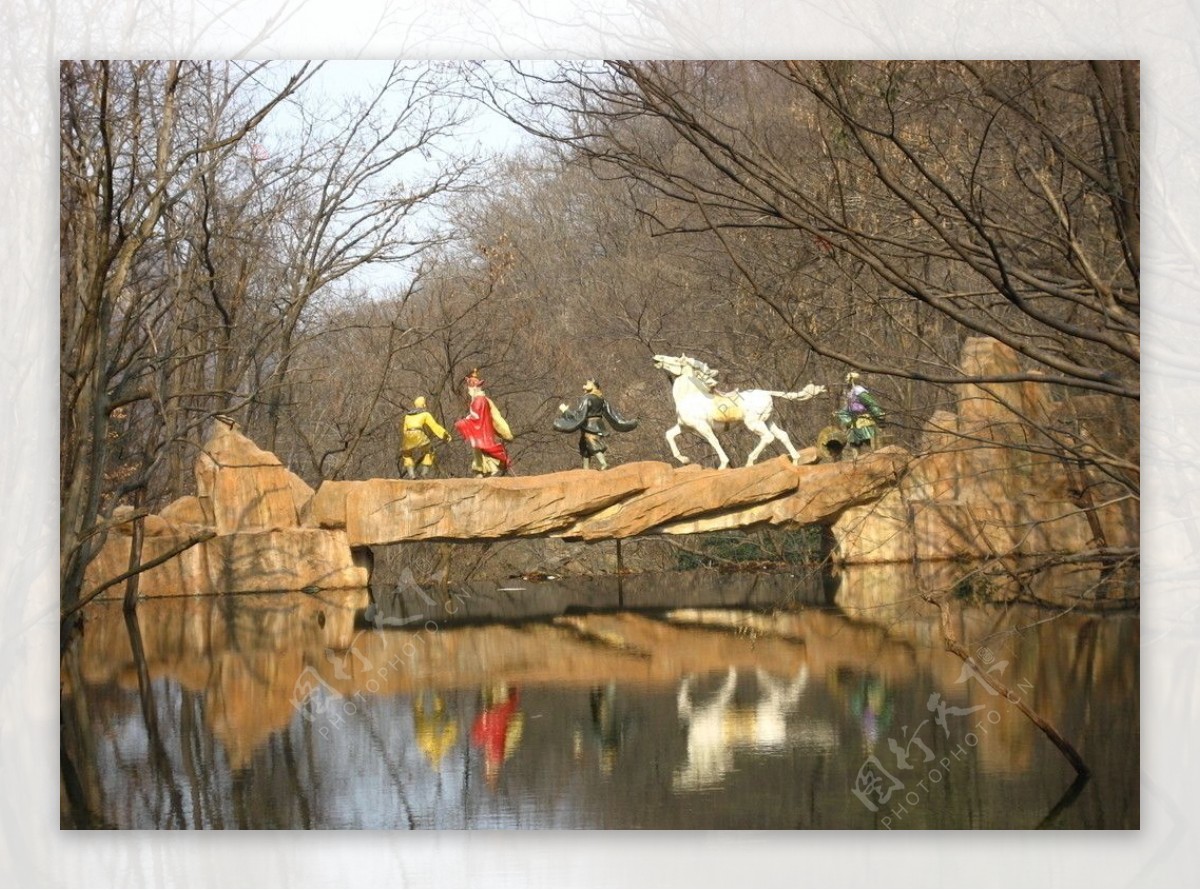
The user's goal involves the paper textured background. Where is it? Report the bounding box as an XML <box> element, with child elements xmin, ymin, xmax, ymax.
<box><xmin>6</xmin><ymin>1</ymin><xmax>1193</xmax><ymax>885</ymax></box>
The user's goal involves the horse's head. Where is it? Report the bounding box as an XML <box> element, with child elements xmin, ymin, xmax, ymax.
<box><xmin>653</xmin><ymin>354</ymin><xmax>688</xmax><ymax>377</ymax></box>
<box><xmin>654</xmin><ymin>353</ymin><xmax>719</xmax><ymax>388</ymax></box>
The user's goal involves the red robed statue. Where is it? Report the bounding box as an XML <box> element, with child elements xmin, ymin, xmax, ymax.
<box><xmin>455</xmin><ymin>369</ymin><xmax>513</xmax><ymax>477</ymax></box>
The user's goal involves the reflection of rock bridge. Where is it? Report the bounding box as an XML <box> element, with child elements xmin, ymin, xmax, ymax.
<box><xmin>64</xmin><ymin>571</ymin><xmax>1138</xmax><ymax>780</ymax></box>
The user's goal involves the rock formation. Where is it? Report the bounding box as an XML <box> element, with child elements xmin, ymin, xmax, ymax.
<box><xmin>85</xmin><ymin>424</ymin><xmax>908</xmax><ymax>599</ymax></box>
<box><xmin>82</xmin><ymin>336</ymin><xmax>1138</xmax><ymax>598</ymax></box>
<box><xmin>831</xmin><ymin>337</ymin><xmax>1138</xmax><ymax>564</ymax></box>
<box><xmin>307</xmin><ymin>447</ymin><xmax>908</xmax><ymax>546</ymax></box>
<box><xmin>84</xmin><ymin>420</ymin><xmax>369</xmax><ymax>598</ymax></box>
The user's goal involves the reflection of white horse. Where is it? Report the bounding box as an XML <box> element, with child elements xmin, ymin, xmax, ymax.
<box><xmin>673</xmin><ymin>666</ymin><xmax>823</xmax><ymax>793</ymax></box>
<box><xmin>652</xmin><ymin>354</ymin><xmax>825</xmax><ymax>469</ymax></box>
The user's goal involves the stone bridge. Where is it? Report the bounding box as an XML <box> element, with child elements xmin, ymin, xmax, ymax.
<box><xmin>85</xmin><ymin>423</ymin><xmax>908</xmax><ymax>598</ymax></box>
<box><xmin>308</xmin><ymin>448</ymin><xmax>909</xmax><ymax>546</ymax></box>
<box><xmin>83</xmin><ymin>338</ymin><xmax>1138</xmax><ymax>600</ymax></box>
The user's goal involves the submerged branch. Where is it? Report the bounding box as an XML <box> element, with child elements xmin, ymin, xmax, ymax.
<box><xmin>922</xmin><ymin>591</ymin><xmax>1091</xmax><ymax>778</ymax></box>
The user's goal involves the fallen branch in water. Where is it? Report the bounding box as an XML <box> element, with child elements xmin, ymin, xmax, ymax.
<box><xmin>922</xmin><ymin>591</ymin><xmax>1090</xmax><ymax>778</ymax></box>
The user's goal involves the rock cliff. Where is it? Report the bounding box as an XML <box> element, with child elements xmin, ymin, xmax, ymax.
<box><xmin>84</xmin><ymin>420</ymin><xmax>369</xmax><ymax>597</ymax></box>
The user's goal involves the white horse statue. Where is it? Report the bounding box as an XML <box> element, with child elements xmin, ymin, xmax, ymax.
<box><xmin>652</xmin><ymin>353</ymin><xmax>826</xmax><ymax>468</ymax></box>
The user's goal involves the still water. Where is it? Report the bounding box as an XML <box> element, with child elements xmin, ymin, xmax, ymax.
<box><xmin>60</xmin><ymin>566</ymin><xmax>1138</xmax><ymax>829</ymax></box>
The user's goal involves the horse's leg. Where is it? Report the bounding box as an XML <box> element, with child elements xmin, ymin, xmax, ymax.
<box><xmin>665</xmin><ymin>423</ymin><xmax>690</xmax><ymax>465</ymax></box>
<box><xmin>690</xmin><ymin>421</ymin><xmax>731</xmax><ymax>469</ymax></box>
<box><xmin>743</xmin><ymin>416</ymin><xmax>776</xmax><ymax>466</ymax></box>
<box><xmin>768</xmin><ymin>422</ymin><xmax>800</xmax><ymax>462</ymax></box>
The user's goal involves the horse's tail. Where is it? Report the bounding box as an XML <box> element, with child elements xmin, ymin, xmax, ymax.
<box><xmin>763</xmin><ymin>384</ymin><xmax>826</xmax><ymax>401</ymax></box>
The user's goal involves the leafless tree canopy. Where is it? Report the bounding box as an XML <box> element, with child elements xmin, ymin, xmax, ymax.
<box><xmin>489</xmin><ymin>61</ymin><xmax>1137</xmax><ymax>394</ymax></box>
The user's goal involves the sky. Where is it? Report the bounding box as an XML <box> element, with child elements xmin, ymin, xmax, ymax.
<box><xmin>272</xmin><ymin>60</ymin><xmax>538</xmax><ymax>295</ymax></box>
<box><xmin>314</xmin><ymin>60</ymin><xmax>533</xmax><ymax>155</ymax></box>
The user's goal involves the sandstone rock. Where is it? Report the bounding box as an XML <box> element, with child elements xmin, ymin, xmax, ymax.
<box><xmin>85</xmin><ymin>524</ymin><xmax>366</xmax><ymax>598</ymax></box>
<box><xmin>83</xmin><ymin>337</ymin><xmax>1137</xmax><ymax>595</ymax></box>
<box><xmin>195</xmin><ymin>423</ymin><xmax>311</xmax><ymax>534</ymax></box>
<box><xmin>84</xmin><ymin>529</ymin><xmax>212</xmax><ymax>598</ymax></box>
<box><xmin>158</xmin><ymin>495</ymin><xmax>208</xmax><ymax>529</ymax></box>
<box><xmin>204</xmin><ymin>529</ymin><xmax>368</xmax><ymax>593</ymax></box>
<box><xmin>832</xmin><ymin>337</ymin><xmax>1138</xmax><ymax>564</ymax></box>
<box><xmin>304</xmin><ymin>452</ymin><xmax>903</xmax><ymax>547</ymax></box>
<box><xmin>652</xmin><ymin>448</ymin><xmax>907</xmax><ymax>536</ymax></box>
<box><xmin>831</xmin><ymin>491</ymin><xmax>912</xmax><ymax>564</ymax></box>
<box><xmin>565</xmin><ymin>455</ymin><xmax>806</xmax><ymax>541</ymax></box>
<box><xmin>310</xmin><ymin>460</ymin><xmax>671</xmax><ymax>544</ymax></box>
<box><xmin>85</xmin><ymin>421</ymin><xmax>360</xmax><ymax>599</ymax></box>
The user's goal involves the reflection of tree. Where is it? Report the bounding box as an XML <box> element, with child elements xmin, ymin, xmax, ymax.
<box><xmin>61</xmin><ymin>572</ymin><xmax>1138</xmax><ymax>828</ymax></box>
<box><xmin>123</xmin><ymin>610</ymin><xmax>186</xmax><ymax>828</ymax></box>
<box><xmin>927</xmin><ymin>592</ymin><xmax>1089</xmax><ymax>777</ymax></box>
<box><xmin>179</xmin><ymin>690</ymin><xmax>213</xmax><ymax>828</ymax></box>
<box><xmin>65</xmin><ymin>591</ymin><xmax>365</xmax><ymax>825</ymax></box>
<box><xmin>841</xmin><ymin>560</ymin><xmax>1136</xmax><ymax>789</ymax></box>
<box><xmin>1036</xmin><ymin>773</ymin><xmax>1091</xmax><ymax>829</ymax></box>
<box><xmin>59</xmin><ymin>649</ymin><xmax>108</xmax><ymax>828</ymax></box>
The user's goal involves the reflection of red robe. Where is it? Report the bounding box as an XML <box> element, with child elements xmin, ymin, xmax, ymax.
<box><xmin>455</xmin><ymin>394</ymin><xmax>510</xmax><ymax>466</ymax></box>
<box><xmin>471</xmin><ymin>690</ymin><xmax>521</xmax><ymax>767</ymax></box>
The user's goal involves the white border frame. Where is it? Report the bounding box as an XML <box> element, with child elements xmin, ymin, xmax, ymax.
<box><xmin>7</xmin><ymin>2</ymin><xmax>1195</xmax><ymax>886</ymax></box>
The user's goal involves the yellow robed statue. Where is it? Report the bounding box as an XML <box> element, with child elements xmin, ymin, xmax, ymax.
<box><xmin>412</xmin><ymin>693</ymin><xmax>460</xmax><ymax>770</ymax></box>
<box><xmin>399</xmin><ymin>396</ymin><xmax>451</xmax><ymax>478</ymax></box>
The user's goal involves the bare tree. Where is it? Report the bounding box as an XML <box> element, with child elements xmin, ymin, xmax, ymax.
<box><xmin>490</xmin><ymin>61</ymin><xmax>1137</xmax><ymax>395</ymax></box>
<box><xmin>60</xmin><ymin>61</ymin><xmax>482</xmax><ymax>613</ymax></box>
<box><xmin>60</xmin><ymin>60</ymin><xmax>319</xmax><ymax>613</ymax></box>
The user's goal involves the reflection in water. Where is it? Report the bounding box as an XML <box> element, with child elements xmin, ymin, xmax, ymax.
<box><xmin>572</xmin><ymin>683</ymin><xmax>633</xmax><ymax>775</ymax></box>
<box><xmin>59</xmin><ymin>567</ymin><xmax>1139</xmax><ymax>829</ymax></box>
<box><xmin>123</xmin><ymin>609</ymin><xmax>186</xmax><ymax>828</ymax></box>
<box><xmin>833</xmin><ymin>670</ymin><xmax>894</xmax><ymax>752</ymax></box>
<box><xmin>673</xmin><ymin>667</ymin><xmax>830</xmax><ymax>793</ymax></box>
<box><xmin>411</xmin><ymin>692</ymin><xmax>459</xmax><ymax>770</ymax></box>
<box><xmin>471</xmin><ymin>684</ymin><xmax>524</xmax><ymax>788</ymax></box>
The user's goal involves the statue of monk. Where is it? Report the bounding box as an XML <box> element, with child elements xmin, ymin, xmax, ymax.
<box><xmin>554</xmin><ymin>378</ymin><xmax>639</xmax><ymax>470</ymax></box>
<box><xmin>454</xmin><ymin>369</ymin><xmax>513</xmax><ymax>477</ymax></box>
<box><xmin>399</xmin><ymin>395</ymin><xmax>451</xmax><ymax>479</ymax></box>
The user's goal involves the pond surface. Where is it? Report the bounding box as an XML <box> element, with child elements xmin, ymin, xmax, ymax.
<box><xmin>60</xmin><ymin>566</ymin><xmax>1138</xmax><ymax>829</ymax></box>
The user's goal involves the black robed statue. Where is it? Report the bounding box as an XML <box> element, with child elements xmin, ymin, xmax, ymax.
<box><xmin>554</xmin><ymin>379</ymin><xmax>639</xmax><ymax>470</ymax></box>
